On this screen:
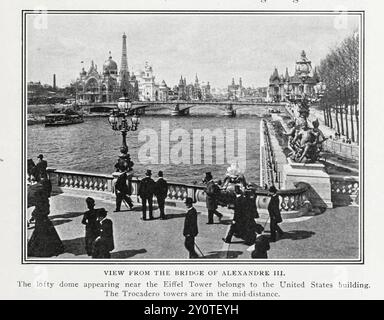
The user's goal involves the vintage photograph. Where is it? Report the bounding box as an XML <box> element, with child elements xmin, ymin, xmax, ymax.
<box><xmin>24</xmin><ymin>11</ymin><xmax>362</xmax><ymax>262</ymax></box>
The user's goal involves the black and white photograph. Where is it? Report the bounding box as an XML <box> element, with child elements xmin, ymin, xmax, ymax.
<box><xmin>23</xmin><ymin>10</ymin><xmax>363</xmax><ymax>263</ymax></box>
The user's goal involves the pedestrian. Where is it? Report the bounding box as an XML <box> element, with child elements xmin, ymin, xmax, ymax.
<box><xmin>36</xmin><ymin>154</ymin><xmax>48</xmax><ymax>180</ymax></box>
<box><xmin>92</xmin><ymin>208</ymin><xmax>114</xmax><ymax>259</ymax></box>
<box><xmin>248</xmin><ymin>233</ymin><xmax>270</xmax><ymax>259</ymax></box>
<box><xmin>81</xmin><ymin>197</ymin><xmax>99</xmax><ymax>256</ymax></box>
<box><xmin>114</xmin><ymin>169</ymin><xmax>134</xmax><ymax>212</ymax></box>
<box><xmin>203</xmin><ymin>172</ymin><xmax>223</xmax><ymax>224</ymax></box>
<box><xmin>155</xmin><ymin>171</ymin><xmax>168</xmax><ymax>220</ymax></box>
<box><xmin>222</xmin><ymin>186</ymin><xmax>244</xmax><ymax>243</ymax></box>
<box><xmin>268</xmin><ymin>185</ymin><xmax>284</xmax><ymax>242</ymax></box>
<box><xmin>183</xmin><ymin>197</ymin><xmax>199</xmax><ymax>259</ymax></box>
<box><xmin>27</xmin><ymin>172</ymin><xmax>64</xmax><ymax>257</ymax></box>
<box><xmin>138</xmin><ymin>169</ymin><xmax>156</xmax><ymax>220</ymax></box>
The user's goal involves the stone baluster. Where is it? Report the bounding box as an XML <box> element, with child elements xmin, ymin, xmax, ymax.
<box><xmin>84</xmin><ymin>177</ymin><xmax>89</xmax><ymax>189</ymax></box>
<box><xmin>74</xmin><ymin>176</ymin><xmax>80</xmax><ymax>188</ymax></box>
<box><xmin>88</xmin><ymin>178</ymin><xmax>94</xmax><ymax>190</ymax></box>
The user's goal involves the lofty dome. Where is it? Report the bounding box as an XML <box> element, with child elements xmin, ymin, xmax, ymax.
<box><xmin>103</xmin><ymin>54</ymin><xmax>118</xmax><ymax>73</ymax></box>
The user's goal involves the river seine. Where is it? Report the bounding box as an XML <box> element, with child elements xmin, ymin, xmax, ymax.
<box><xmin>27</xmin><ymin>115</ymin><xmax>262</xmax><ymax>184</ymax></box>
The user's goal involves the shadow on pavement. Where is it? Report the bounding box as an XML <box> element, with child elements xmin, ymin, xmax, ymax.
<box><xmin>51</xmin><ymin>218</ymin><xmax>73</xmax><ymax>226</ymax></box>
<box><xmin>202</xmin><ymin>250</ymin><xmax>244</xmax><ymax>259</ymax></box>
<box><xmin>62</xmin><ymin>237</ymin><xmax>87</xmax><ymax>256</ymax></box>
<box><xmin>279</xmin><ymin>230</ymin><xmax>316</xmax><ymax>241</ymax></box>
<box><xmin>111</xmin><ymin>248</ymin><xmax>147</xmax><ymax>259</ymax></box>
<box><xmin>164</xmin><ymin>212</ymin><xmax>187</xmax><ymax>219</ymax></box>
<box><xmin>50</xmin><ymin>211</ymin><xmax>84</xmax><ymax>219</ymax></box>
<box><xmin>218</xmin><ymin>219</ymin><xmax>233</xmax><ymax>225</ymax></box>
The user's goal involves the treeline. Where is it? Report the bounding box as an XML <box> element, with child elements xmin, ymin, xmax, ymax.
<box><xmin>318</xmin><ymin>31</ymin><xmax>359</xmax><ymax>144</ymax></box>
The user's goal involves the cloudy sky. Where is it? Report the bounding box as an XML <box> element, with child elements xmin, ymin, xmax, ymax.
<box><xmin>26</xmin><ymin>13</ymin><xmax>359</xmax><ymax>88</ymax></box>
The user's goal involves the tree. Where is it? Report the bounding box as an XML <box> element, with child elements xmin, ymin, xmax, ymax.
<box><xmin>318</xmin><ymin>31</ymin><xmax>359</xmax><ymax>144</ymax></box>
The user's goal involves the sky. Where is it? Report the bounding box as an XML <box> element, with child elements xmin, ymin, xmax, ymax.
<box><xmin>26</xmin><ymin>13</ymin><xmax>360</xmax><ymax>88</ymax></box>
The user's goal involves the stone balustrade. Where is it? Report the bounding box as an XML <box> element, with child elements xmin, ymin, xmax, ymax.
<box><xmin>255</xmin><ymin>183</ymin><xmax>310</xmax><ymax>216</ymax></box>
<box><xmin>330</xmin><ymin>175</ymin><xmax>359</xmax><ymax>207</ymax></box>
<box><xmin>260</xmin><ymin>119</ymin><xmax>277</xmax><ymax>187</ymax></box>
<box><xmin>47</xmin><ymin>168</ymin><xmax>207</xmax><ymax>205</ymax></box>
<box><xmin>46</xmin><ymin>167</ymin><xmax>310</xmax><ymax>216</ymax></box>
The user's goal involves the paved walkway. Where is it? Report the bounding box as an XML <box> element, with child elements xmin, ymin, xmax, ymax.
<box><xmin>27</xmin><ymin>194</ymin><xmax>360</xmax><ymax>260</ymax></box>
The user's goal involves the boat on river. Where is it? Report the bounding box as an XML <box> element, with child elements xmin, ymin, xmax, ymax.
<box><xmin>45</xmin><ymin>110</ymin><xmax>84</xmax><ymax>127</ymax></box>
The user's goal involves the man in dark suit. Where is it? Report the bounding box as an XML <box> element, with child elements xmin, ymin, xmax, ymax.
<box><xmin>92</xmin><ymin>208</ymin><xmax>114</xmax><ymax>259</ymax></box>
<box><xmin>138</xmin><ymin>169</ymin><xmax>156</xmax><ymax>220</ymax></box>
<box><xmin>82</xmin><ymin>197</ymin><xmax>100</xmax><ymax>256</ymax></box>
<box><xmin>114</xmin><ymin>170</ymin><xmax>134</xmax><ymax>212</ymax></box>
<box><xmin>268</xmin><ymin>185</ymin><xmax>284</xmax><ymax>242</ymax></box>
<box><xmin>203</xmin><ymin>172</ymin><xmax>223</xmax><ymax>224</ymax></box>
<box><xmin>222</xmin><ymin>186</ymin><xmax>244</xmax><ymax>243</ymax></box>
<box><xmin>36</xmin><ymin>154</ymin><xmax>48</xmax><ymax>180</ymax></box>
<box><xmin>155</xmin><ymin>171</ymin><xmax>168</xmax><ymax>220</ymax></box>
<box><xmin>183</xmin><ymin>197</ymin><xmax>199</xmax><ymax>259</ymax></box>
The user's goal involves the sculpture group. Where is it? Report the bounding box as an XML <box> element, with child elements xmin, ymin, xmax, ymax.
<box><xmin>285</xmin><ymin>95</ymin><xmax>327</xmax><ymax>163</ymax></box>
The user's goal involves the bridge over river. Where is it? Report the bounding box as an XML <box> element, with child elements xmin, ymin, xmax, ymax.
<box><xmin>83</xmin><ymin>101</ymin><xmax>286</xmax><ymax>117</ymax></box>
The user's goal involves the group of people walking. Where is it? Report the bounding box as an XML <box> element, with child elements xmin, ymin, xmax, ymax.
<box><xmin>28</xmin><ymin>154</ymin><xmax>284</xmax><ymax>260</ymax></box>
<box><xmin>114</xmin><ymin>169</ymin><xmax>168</xmax><ymax>220</ymax></box>
<box><xmin>182</xmin><ymin>172</ymin><xmax>284</xmax><ymax>259</ymax></box>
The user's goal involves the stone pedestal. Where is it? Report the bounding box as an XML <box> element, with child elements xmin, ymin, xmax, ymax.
<box><xmin>283</xmin><ymin>159</ymin><xmax>333</xmax><ymax>209</ymax></box>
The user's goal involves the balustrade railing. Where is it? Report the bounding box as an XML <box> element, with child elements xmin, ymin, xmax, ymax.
<box><xmin>47</xmin><ymin>168</ymin><xmax>207</xmax><ymax>204</ymax></box>
<box><xmin>261</xmin><ymin>120</ymin><xmax>280</xmax><ymax>187</ymax></box>
<box><xmin>255</xmin><ymin>184</ymin><xmax>309</xmax><ymax>212</ymax></box>
<box><xmin>46</xmin><ymin>168</ymin><xmax>310</xmax><ymax>213</ymax></box>
<box><xmin>330</xmin><ymin>175</ymin><xmax>359</xmax><ymax>206</ymax></box>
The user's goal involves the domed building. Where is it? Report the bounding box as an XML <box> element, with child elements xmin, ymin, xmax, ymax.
<box><xmin>103</xmin><ymin>54</ymin><xmax>118</xmax><ymax>76</ymax></box>
<box><xmin>75</xmin><ymin>34</ymin><xmax>138</xmax><ymax>103</ymax></box>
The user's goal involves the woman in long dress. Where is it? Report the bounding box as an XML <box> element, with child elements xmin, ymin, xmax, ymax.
<box><xmin>27</xmin><ymin>175</ymin><xmax>64</xmax><ymax>257</ymax></box>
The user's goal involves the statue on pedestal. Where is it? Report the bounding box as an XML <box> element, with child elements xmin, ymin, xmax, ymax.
<box><xmin>289</xmin><ymin>118</ymin><xmax>327</xmax><ymax>163</ymax></box>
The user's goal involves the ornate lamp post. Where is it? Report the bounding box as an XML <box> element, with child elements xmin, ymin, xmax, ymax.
<box><xmin>108</xmin><ymin>95</ymin><xmax>140</xmax><ymax>172</ymax></box>
<box><xmin>285</xmin><ymin>50</ymin><xmax>326</xmax><ymax>125</ymax></box>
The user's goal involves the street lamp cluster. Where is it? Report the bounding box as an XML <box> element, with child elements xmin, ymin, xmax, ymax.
<box><xmin>283</xmin><ymin>52</ymin><xmax>326</xmax><ymax>124</ymax></box>
<box><xmin>108</xmin><ymin>98</ymin><xmax>140</xmax><ymax>172</ymax></box>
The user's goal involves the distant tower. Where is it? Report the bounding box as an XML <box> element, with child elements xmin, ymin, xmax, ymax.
<box><xmin>120</xmin><ymin>33</ymin><xmax>128</xmax><ymax>73</ymax></box>
<box><xmin>239</xmin><ymin>77</ymin><xmax>242</xmax><ymax>88</ymax></box>
<box><xmin>53</xmin><ymin>74</ymin><xmax>56</xmax><ymax>89</ymax></box>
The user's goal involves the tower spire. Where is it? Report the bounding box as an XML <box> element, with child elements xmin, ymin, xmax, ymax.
<box><xmin>120</xmin><ymin>33</ymin><xmax>128</xmax><ymax>72</ymax></box>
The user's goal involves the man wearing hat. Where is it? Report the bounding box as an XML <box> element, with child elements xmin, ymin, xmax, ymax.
<box><xmin>203</xmin><ymin>172</ymin><xmax>223</xmax><ymax>224</ymax></box>
<box><xmin>183</xmin><ymin>197</ymin><xmax>199</xmax><ymax>259</ymax></box>
<box><xmin>268</xmin><ymin>185</ymin><xmax>284</xmax><ymax>242</ymax></box>
<box><xmin>92</xmin><ymin>208</ymin><xmax>114</xmax><ymax>258</ymax></box>
<box><xmin>138</xmin><ymin>169</ymin><xmax>156</xmax><ymax>220</ymax></box>
<box><xmin>114</xmin><ymin>169</ymin><xmax>134</xmax><ymax>212</ymax></box>
<box><xmin>36</xmin><ymin>154</ymin><xmax>48</xmax><ymax>180</ymax></box>
<box><xmin>222</xmin><ymin>185</ymin><xmax>245</xmax><ymax>243</ymax></box>
<box><xmin>155</xmin><ymin>171</ymin><xmax>168</xmax><ymax>220</ymax></box>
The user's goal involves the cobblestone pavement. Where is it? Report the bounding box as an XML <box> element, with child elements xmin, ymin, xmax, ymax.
<box><xmin>27</xmin><ymin>194</ymin><xmax>360</xmax><ymax>260</ymax></box>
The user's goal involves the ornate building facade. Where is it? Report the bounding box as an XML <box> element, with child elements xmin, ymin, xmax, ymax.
<box><xmin>75</xmin><ymin>33</ymin><xmax>138</xmax><ymax>103</ymax></box>
<box><xmin>228</xmin><ymin>77</ymin><xmax>245</xmax><ymax>100</ymax></box>
<box><xmin>267</xmin><ymin>50</ymin><xmax>320</xmax><ymax>103</ymax></box>
<box><xmin>134</xmin><ymin>62</ymin><xmax>169</xmax><ymax>101</ymax></box>
<box><xmin>176</xmin><ymin>74</ymin><xmax>211</xmax><ymax>101</ymax></box>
